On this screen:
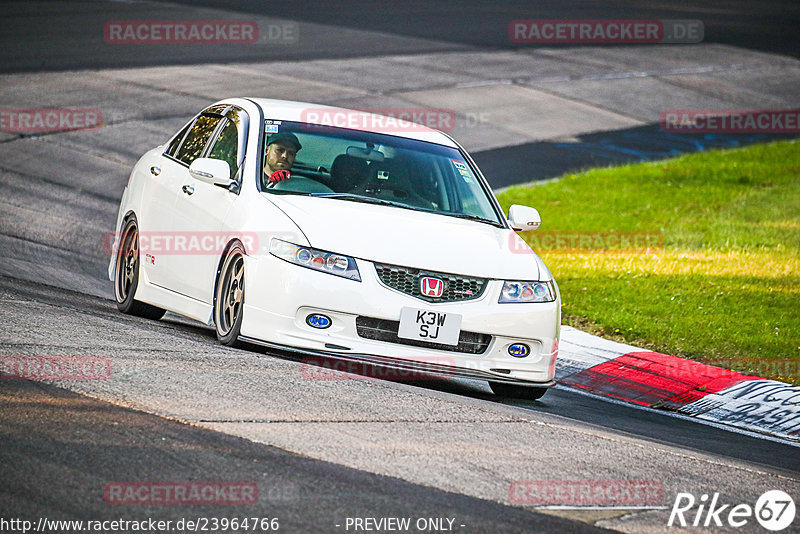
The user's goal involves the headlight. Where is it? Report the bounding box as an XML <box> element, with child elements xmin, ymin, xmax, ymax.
<box><xmin>269</xmin><ymin>239</ymin><xmax>361</xmax><ymax>281</ymax></box>
<box><xmin>499</xmin><ymin>281</ymin><xmax>555</xmax><ymax>303</ymax></box>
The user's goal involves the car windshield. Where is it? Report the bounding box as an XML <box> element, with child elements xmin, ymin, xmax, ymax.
<box><xmin>261</xmin><ymin>120</ymin><xmax>503</xmax><ymax>226</ymax></box>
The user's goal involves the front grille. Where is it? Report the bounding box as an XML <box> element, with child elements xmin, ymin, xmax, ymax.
<box><xmin>374</xmin><ymin>263</ymin><xmax>488</xmax><ymax>303</ymax></box>
<box><xmin>355</xmin><ymin>316</ymin><xmax>492</xmax><ymax>355</ymax></box>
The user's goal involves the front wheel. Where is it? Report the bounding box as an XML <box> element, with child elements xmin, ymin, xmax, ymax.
<box><xmin>114</xmin><ymin>218</ymin><xmax>166</xmax><ymax>320</ymax></box>
<box><xmin>489</xmin><ymin>381</ymin><xmax>548</xmax><ymax>401</ymax></box>
<box><xmin>214</xmin><ymin>242</ymin><xmax>246</xmax><ymax>346</ymax></box>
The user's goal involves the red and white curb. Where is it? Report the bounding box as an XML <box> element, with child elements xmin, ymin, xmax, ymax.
<box><xmin>558</xmin><ymin>326</ymin><xmax>800</xmax><ymax>442</ymax></box>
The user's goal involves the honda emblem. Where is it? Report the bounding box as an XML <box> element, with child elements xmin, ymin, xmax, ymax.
<box><xmin>420</xmin><ymin>276</ymin><xmax>445</xmax><ymax>298</ymax></box>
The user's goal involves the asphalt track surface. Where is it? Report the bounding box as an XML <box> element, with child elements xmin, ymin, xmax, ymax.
<box><xmin>2</xmin><ymin>379</ymin><xmax>610</xmax><ymax>534</ymax></box>
<box><xmin>188</xmin><ymin>0</ymin><xmax>800</xmax><ymax>60</ymax></box>
<box><xmin>1</xmin><ymin>276</ymin><xmax>799</xmax><ymax>533</ymax></box>
<box><xmin>1</xmin><ymin>2</ymin><xmax>799</xmax><ymax>533</ymax></box>
<box><xmin>4</xmin><ymin>0</ymin><xmax>797</xmax><ymax>71</ymax></box>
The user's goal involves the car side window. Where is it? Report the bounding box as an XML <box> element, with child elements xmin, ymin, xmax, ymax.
<box><xmin>174</xmin><ymin>114</ymin><xmax>222</xmax><ymax>165</ymax></box>
<box><xmin>165</xmin><ymin>121</ymin><xmax>192</xmax><ymax>158</ymax></box>
<box><xmin>208</xmin><ymin>118</ymin><xmax>239</xmax><ymax>179</ymax></box>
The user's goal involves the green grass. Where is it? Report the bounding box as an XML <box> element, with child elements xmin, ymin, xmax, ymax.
<box><xmin>496</xmin><ymin>140</ymin><xmax>800</xmax><ymax>384</ymax></box>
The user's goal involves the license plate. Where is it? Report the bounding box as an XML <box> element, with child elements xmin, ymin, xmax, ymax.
<box><xmin>397</xmin><ymin>307</ymin><xmax>462</xmax><ymax>346</ymax></box>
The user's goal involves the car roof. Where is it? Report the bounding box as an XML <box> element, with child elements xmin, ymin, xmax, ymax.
<box><xmin>241</xmin><ymin>97</ymin><xmax>460</xmax><ymax>148</ymax></box>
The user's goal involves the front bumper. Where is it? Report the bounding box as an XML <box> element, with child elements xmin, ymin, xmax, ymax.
<box><xmin>240</xmin><ymin>253</ymin><xmax>560</xmax><ymax>385</ymax></box>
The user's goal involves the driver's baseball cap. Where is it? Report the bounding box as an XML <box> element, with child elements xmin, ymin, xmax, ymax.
<box><xmin>266</xmin><ymin>132</ymin><xmax>302</xmax><ymax>151</ymax></box>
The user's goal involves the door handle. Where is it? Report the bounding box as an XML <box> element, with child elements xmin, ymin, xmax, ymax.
<box><xmin>150</xmin><ymin>166</ymin><xmax>161</xmax><ymax>176</ymax></box>
<box><xmin>181</xmin><ymin>185</ymin><xmax>194</xmax><ymax>195</ymax></box>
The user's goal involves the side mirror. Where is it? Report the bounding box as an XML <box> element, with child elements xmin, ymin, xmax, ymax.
<box><xmin>189</xmin><ymin>158</ymin><xmax>235</xmax><ymax>190</ymax></box>
<box><xmin>508</xmin><ymin>205</ymin><xmax>541</xmax><ymax>231</ymax></box>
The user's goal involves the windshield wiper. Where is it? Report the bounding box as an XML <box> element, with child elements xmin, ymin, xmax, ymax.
<box><xmin>264</xmin><ymin>189</ymin><xmax>312</xmax><ymax>196</ymax></box>
<box><xmin>310</xmin><ymin>193</ymin><xmax>406</xmax><ymax>208</ymax></box>
<box><xmin>446</xmin><ymin>212</ymin><xmax>504</xmax><ymax>227</ymax></box>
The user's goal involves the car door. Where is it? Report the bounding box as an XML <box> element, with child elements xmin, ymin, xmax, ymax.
<box><xmin>137</xmin><ymin>117</ymin><xmax>193</xmax><ymax>289</ymax></box>
<box><xmin>169</xmin><ymin>105</ymin><xmax>248</xmax><ymax>303</ymax></box>
<box><xmin>141</xmin><ymin>107</ymin><xmax>226</xmax><ymax>291</ymax></box>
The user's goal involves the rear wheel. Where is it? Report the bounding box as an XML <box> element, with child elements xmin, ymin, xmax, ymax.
<box><xmin>214</xmin><ymin>242</ymin><xmax>246</xmax><ymax>346</ymax></box>
<box><xmin>114</xmin><ymin>218</ymin><xmax>166</xmax><ymax>320</ymax></box>
<box><xmin>489</xmin><ymin>381</ymin><xmax>548</xmax><ymax>400</ymax></box>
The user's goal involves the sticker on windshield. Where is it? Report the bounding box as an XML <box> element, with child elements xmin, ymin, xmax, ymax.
<box><xmin>451</xmin><ymin>159</ymin><xmax>473</xmax><ymax>183</ymax></box>
<box><xmin>265</xmin><ymin>124</ymin><xmax>279</xmax><ymax>133</ymax></box>
<box><xmin>265</xmin><ymin>120</ymin><xmax>282</xmax><ymax>125</ymax></box>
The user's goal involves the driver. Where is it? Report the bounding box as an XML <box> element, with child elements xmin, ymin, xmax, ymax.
<box><xmin>263</xmin><ymin>132</ymin><xmax>302</xmax><ymax>185</ymax></box>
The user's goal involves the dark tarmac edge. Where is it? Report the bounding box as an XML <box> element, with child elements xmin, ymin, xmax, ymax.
<box><xmin>473</xmin><ymin>125</ymin><xmax>800</xmax><ymax>189</ymax></box>
<box><xmin>0</xmin><ymin>380</ymin><xmax>613</xmax><ymax>534</ymax></box>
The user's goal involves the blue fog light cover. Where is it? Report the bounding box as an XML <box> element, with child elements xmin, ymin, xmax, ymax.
<box><xmin>306</xmin><ymin>314</ymin><xmax>332</xmax><ymax>329</ymax></box>
<box><xmin>508</xmin><ymin>343</ymin><xmax>530</xmax><ymax>358</ymax></box>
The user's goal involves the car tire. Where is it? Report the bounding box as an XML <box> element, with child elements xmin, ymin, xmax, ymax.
<box><xmin>214</xmin><ymin>242</ymin><xmax>246</xmax><ymax>347</ymax></box>
<box><xmin>489</xmin><ymin>381</ymin><xmax>548</xmax><ymax>400</ymax></box>
<box><xmin>114</xmin><ymin>218</ymin><xmax>166</xmax><ymax>320</ymax></box>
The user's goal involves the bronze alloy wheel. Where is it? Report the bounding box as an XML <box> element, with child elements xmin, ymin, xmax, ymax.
<box><xmin>214</xmin><ymin>242</ymin><xmax>246</xmax><ymax>345</ymax></box>
<box><xmin>114</xmin><ymin>217</ymin><xmax>165</xmax><ymax>320</ymax></box>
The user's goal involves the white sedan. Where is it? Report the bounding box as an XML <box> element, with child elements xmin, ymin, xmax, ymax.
<box><xmin>109</xmin><ymin>98</ymin><xmax>560</xmax><ymax>399</ymax></box>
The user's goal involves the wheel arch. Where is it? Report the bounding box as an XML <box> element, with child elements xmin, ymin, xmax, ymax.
<box><xmin>115</xmin><ymin>210</ymin><xmax>138</xmax><ymax>237</ymax></box>
<box><xmin>109</xmin><ymin>210</ymin><xmax>139</xmax><ymax>281</ymax></box>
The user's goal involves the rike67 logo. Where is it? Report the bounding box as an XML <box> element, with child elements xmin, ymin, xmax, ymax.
<box><xmin>669</xmin><ymin>490</ymin><xmax>796</xmax><ymax>531</ymax></box>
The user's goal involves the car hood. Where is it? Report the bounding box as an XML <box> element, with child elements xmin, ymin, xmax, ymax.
<box><xmin>264</xmin><ymin>194</ymin><xmax>541</xmax><ymax>280</ymax></box>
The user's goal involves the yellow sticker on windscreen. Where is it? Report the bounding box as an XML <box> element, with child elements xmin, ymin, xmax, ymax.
<box><xmin>451</xmin><ymin>159</ymin><xmax>473</xmax><ymax>183</ymax></box>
